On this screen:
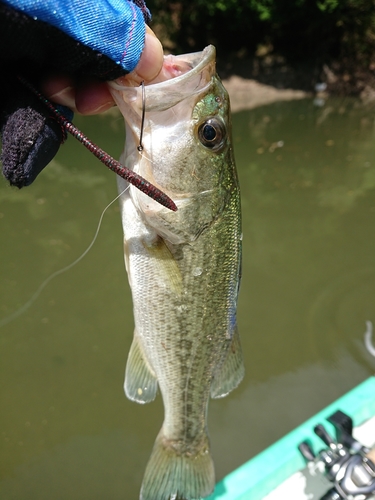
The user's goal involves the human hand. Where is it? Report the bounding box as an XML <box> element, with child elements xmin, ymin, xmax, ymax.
<box><xmin>41</xmin><ymin>26</ymin><xmax>163</xmax><ymax>115</ymax></box>
<box><xmin>0</xmin><ymin>0</ymin><xmax>163</xmax><ymax>187</ymax></box>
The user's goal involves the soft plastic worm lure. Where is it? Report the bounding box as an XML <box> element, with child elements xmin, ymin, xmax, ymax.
<box><xmin>18</xmin><ymin>76</ymin><xmax>177</xmax><ymax>212</ymax></box>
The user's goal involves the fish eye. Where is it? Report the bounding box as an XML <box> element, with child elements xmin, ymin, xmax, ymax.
<box><xmin>197</xmin><ymin>117</ymin><xmax>226</xmax><ymax>151</ymax></box>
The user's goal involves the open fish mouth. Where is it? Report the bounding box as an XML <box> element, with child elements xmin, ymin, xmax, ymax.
<box><xmin>109</xmin><ymin>45</ymin><xmax>216</xmax><ymax>110</ymax></box>
<box><xmin>108</xmin><ymin>46</ymin><xmax>220</xmax><ymax>212</ymax></box>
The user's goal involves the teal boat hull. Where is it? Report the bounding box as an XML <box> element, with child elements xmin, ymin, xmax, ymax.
<box><xmin>208</xmin><ymin>376</ymin><xmax>375</xmax><ymax>500</ymax></box>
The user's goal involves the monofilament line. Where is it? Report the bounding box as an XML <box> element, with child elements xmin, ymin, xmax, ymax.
<box><xmin>0</xmin><ymin>187</ymin><xmax>129</xmax><ymax>329</ymax></box>
<box><xmin>364</xmin><ymin>320</ymin><xmax>375</xmax><ymax>357</ymax></box>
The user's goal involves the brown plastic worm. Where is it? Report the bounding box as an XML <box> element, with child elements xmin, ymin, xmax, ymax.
<box><xmin>18</xmin><ymin>76</ymin><xmax>177</xmax><ymax>212</ymax></box>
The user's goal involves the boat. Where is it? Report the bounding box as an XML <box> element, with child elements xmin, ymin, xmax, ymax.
<box><xmin>208</xmin><ymin>376</ymin><xmax>375</xmax><ymax>500</ymax></box>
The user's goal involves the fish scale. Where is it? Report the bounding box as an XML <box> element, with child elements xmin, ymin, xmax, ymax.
<box><xmin>110</xmin><ymin>45</ymin><xmax>244</xmax><ymax>500</ymax></box>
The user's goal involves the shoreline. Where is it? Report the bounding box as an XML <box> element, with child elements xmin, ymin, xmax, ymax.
<box><xmin>217</xmin><ymin>53</ymin><xmax>375</xmax><ymax>112</ymax></box>
<box><xmin>222</xmin><ymin>76</ymin><xmax>310</xmax><ymax>112</ymax></box>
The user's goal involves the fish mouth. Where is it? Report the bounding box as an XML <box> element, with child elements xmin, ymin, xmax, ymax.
<box><xmin>110</xmin><ymin>45</ymin><xmax>218</xmax><ymax>212</ymax></box>
<box><xmin>109</xmin><ymin>45</ymin><xmax>216</xmax><ymax>112</ymax></box>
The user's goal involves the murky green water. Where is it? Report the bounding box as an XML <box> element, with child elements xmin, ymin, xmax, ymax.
<box><xmin>1</xmin><ymin>97</ymin><xmax>374</xmax><ymax>499</ymax></box>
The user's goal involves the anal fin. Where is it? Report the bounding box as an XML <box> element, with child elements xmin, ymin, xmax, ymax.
<box><xmin>125</xmin><ymin>331</ymin><xmax>158</xmax><ymax>404</ymax></box>
<box><xmin>211</xmin><ymin>326</ymin><xmax>244</xmax><ymax>399</ymax></box>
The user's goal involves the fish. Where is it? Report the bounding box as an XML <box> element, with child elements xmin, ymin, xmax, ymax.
<box><xmin>109</xmin><ymin>45</ymin><xmax>244</xmax><ymax>500</ymax></box>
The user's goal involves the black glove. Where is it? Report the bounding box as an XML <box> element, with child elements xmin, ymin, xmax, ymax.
<box><xmin>0</xmin><ymin>0</ymin><xmax>150</xmax><ymax>188</ymax></box>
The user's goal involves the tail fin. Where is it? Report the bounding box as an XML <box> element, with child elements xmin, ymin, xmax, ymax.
<box><xmin>140</xmin><ymin>429</ymin><xmax>215</xmax><ymax>500</ymax></box>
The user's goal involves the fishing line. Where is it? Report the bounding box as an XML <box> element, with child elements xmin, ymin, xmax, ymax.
<box><xmin>364</xmin><ymin>320</ymin><xmax>375</xmax><ymax>357</ymax></box>
<box><xmin>0</xmin><ymin>186</ymin><xmax>129</xmax><ymax>329</ymax></box>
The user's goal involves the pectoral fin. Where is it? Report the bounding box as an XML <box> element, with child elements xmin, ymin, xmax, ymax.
<box><xmin>210</xmin><ymin>326</ymin><xmax>244</xmax><ymax>399</ymax></box>
<box><xmin>143</xmin><ymin>235</ymin><xmax>183</xmax><ymax>296</ymax></box>
<box><xmin>125</xmin><ymin>331</ymin><xmax>158</xmax><ymax>404</ymax></box>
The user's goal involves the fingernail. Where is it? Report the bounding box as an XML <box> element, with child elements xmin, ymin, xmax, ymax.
<box><xmin>49</xmin><ymin>86</ymin><xmax>75</xmax><ymax>109</ymax></box>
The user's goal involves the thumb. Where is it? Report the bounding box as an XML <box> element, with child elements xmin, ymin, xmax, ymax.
<box><xmin>120</xmin><ymin>26</ymin><xmax>164</xmax><ymax>85</ymax></box>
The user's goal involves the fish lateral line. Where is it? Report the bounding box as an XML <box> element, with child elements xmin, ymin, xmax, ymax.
<box><xmin>17</xmin><ymin>76</ymin><xmax>177</xmax><ymax>212</ymax></box>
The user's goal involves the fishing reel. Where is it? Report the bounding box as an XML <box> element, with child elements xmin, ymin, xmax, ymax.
<box><xmin>299</xmin><ymin>410</ymin><xmax>375</xmax><ymax>500</ymax></box>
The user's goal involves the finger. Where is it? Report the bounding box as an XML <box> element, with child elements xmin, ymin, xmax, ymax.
<box><xmin>75</xmin><ymin>80</ymin><xmax>114</xmax><ymax>115</ymax></box>
<box><xmin>40</xmin><ymin>27</ymin><xmax>163</xmax><ymax>113</ymax></box>
<box><xmin>41</xmin><ymin>75</ymin><xmax>115</xmax><ymax>115</ymax></box>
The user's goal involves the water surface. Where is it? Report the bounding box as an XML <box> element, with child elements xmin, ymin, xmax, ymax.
<box><xmin>1</xmin><ymin>97</ymin><xmax>374</xmax><ymax>499</ymax></box>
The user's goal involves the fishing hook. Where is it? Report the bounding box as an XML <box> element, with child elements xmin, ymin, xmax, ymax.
<box><xmin>137</xmin><ymin>80</ymin><xmax>145</xmax><ymax>152</ymax></box>
<box><xmin>17</xmin><ymin>76</ymin><xmax>177</xmax><ymax>212</ymax></box>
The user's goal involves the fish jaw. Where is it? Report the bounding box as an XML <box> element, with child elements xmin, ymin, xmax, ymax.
<box><xmin>113</xmin><ymin>50</ymin><xmax>237</xmax><ymax>249</ymax></box>
<box><xmin>109</xmin><ymin>46</ymin><xmax>218</xmax><ymax>214</ymax></box>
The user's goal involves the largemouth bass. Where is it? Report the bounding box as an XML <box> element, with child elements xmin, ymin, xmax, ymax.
<box><xmin>109</xmin><ymin>45</ymin><xmax>244</xmax><ymax>500</ymax></box>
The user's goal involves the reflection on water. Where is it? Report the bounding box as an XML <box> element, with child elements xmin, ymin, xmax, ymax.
<box><xmin>1</xmin><ymin>98</ymin><xmax>374</xmax><ymax>499</ymax></box>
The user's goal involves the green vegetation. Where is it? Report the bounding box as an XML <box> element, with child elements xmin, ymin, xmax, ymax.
<box><xmin>148</xmin><ymin>0</ymin><xmax>375</xmax><ymax>89</ymax></box>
